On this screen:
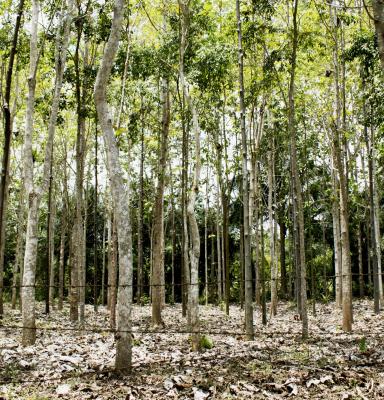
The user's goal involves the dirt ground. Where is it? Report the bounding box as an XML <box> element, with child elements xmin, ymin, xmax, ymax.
<box><xmin>1</xmin><ymin>300</ymin><xmax>384</xmax><ymax>399</ymax></box>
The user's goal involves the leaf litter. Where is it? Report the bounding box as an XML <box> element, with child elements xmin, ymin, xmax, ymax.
<box><xmin>0</xmin><ymin>299</ymin><xmax>384</xmax><ymax>399</ymax></box>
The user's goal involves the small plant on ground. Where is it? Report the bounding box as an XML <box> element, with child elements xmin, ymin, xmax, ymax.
<box><xmin>199</xmin><ymin>335</ymin><xmax>214</xmax><ymax>349</ymax></box>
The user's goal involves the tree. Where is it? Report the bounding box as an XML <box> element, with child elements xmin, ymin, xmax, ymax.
<box><xmin>21</xmin><ymin>0</ymin><xmax>73</xmax><ymax>345</ymax></box>
<box><xmin>151</xmin><ymin>77</ymin><xmax>170</xmax><ymax>326</ymax></box>
<box><xmin>94</xmin><ymin>0</ymin><xmax>132</xmax><ymax>373</ymax></box>
<box><xmin>0</xmin><ymin>0</ymin><xmax>25</xmax><ymax>319</ymax></box>
<box><xmin>288</xmin><ymin>0</ymin><xmax>308</xmax><ymax>338</ymax></box>
<box><xmin>371</xmin><ymin>0</ymin><xmax>384</xmax><ymax>68</ymax></box>
<box><xmin>236</xmin><ymin>0</ymin><xmax>254</xmax><ymax>340</ymax></box>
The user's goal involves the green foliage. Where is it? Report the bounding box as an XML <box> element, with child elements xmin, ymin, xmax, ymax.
<box><xmin>359</xmin><ymin>337</ymin><xmax>367</xmax><ymax>353</ymax></box>
<box><xmin>199</xmin><ymin>335</ymin><xmax>214</xmax><ymax>349</ymax></box>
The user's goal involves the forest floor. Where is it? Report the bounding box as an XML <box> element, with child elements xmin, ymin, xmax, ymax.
<box><xmin>0</xmin><ymin>300</ymin><xmax>384</xmax><ymax>399</ymax></box>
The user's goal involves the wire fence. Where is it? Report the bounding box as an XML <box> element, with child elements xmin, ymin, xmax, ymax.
<box><xmin>1</xmin><ymin>297</ymin><xmax>384</xmax><ymax>388</ymax></box>
<box><xmin>1</xmin><ymin>272</ymin><xmax>383</xmax><ymax>388</ymax></box>
<box><xmin>1</xmin><ymin>271</ymin><xmax>383</xmax><ymax>290</ymax></box>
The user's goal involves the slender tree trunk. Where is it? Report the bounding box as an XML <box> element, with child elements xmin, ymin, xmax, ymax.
<box><xmin>45</xmin><ymin>159</ymin><xmax>54</xmax><ymax>313</ymax></box>
<box><xmin>137</xmin><ymin>110</ymin><xmax>144</xmax><ymax>304</ymax></box>
<box><xmin>331</xmin><ymin>164</ymin><xmax>342</xmax><ymax>308</ymax></box>
<box><xmin>48</xmin><ymin>170</ymin><xmax>56</xmax><ymax>310</ymax></box>
<box><xmin>280</xmin><ymin>215</ymin><xmax>287</xmax><ymax>299</ymax></box>
<box><xmin>365</xmin><ymin>118</ymin><xmax>380</xmax><ymax>313</ymax></box>
<box><xmin>94</xmin><ymin>0</ymin><xmax>133</xmax><ymax>371</ymax></box>
<box><xmin>358</xmin><ymin>223</ymin><xmax>364</xmax><ymax>297</ymax></box>
<box><xmin>330</xmin><ymin>3</ymin><xmax>353</xmax><ymax>330</ymax></box>
<box><xmin>371</xmin><ymin>124</ymin><xmax>383</xmax><ymax>301</ymax></box>
<box><xmin>23</xmin><ymin>0</ymin><xmax>68</xmax><ymax>345</ymax></box>
<box><xmin>94</xmin><ymin>124</ymin><xmax>99</xmax><ymax>312</ymax></box>
<box><xmin>58</xmin><ymin>211</ymin><xmax>66</xmax><ymax>311</ymax></box>
<box><xmin>101</xmin><ymin>219</ymin><xmax>106</xmax><ymax>306</ymax></box>
<box><xmin>260</xmin><ymin>211</ymin><xmax>267</xmax><ymax>325</ymax></box>
<box><xmin>151</xmin><ymin>77</ymin><xmax>170</xmax><ymax>326</ymax></box>
<box><xmin>204</xmin><ymin>167</ymin><xmax>209</xmax><ymax>306</ymax></box>
<box><xmin>216</xmin><ymin>182</ymin><xmax>222</xmax><ymax>303</ymax></box>
<box><xmin>268</xmin><ymin>149</ymin><xmax>277</xmax><ymax>316</ymax></box>
<box><xmin>289</xmin><ymin>0</ymin><xmax>307</xmax><ymax>338</ymax></box>
<box><xmin>372</xmin><ymin>0</ymin><xmax>384</xmax><ymax>69</ymax></box>
<box><xmin>109</xmin><ymin>215</ymin><xmax>117</xmax><ymax>329</ymax></box>
<box><xmin>181</xmin><ymin>87</ymin><xmax>189</xmax><ymax>318</ymax></box>
<box><xmin>240</xmin><ymin>219</ymin><xmax>244</xmax><ymax>309</ymax></box>
<box><xmin>80</xmin><ymin>174</ymin><xmax>89</xmax><ymax>323</ymax></box>
<box><xmin>0</xmin><ymin>0</ymin><xmax>26</xmax><ymax>318</ymax></box>
<box><xmin>236</xmin><ymin>0</ymin><xmax>254</xmax><ymax>339</ymax></box>
<box><xmin>73</xmin><ymin>21</ymin><xmax>87</xmax><ymax>323</ymax></box>
<box><xmin>12</xmin><ymin>191</ymin><xmax>25</xmax><ymax>309</ymax></box>
<box><xmin>180</xmin><ymin>0</ymin><xmax>201</xmax><ymax>350</ymax></box>
<box><xmin>170</xmin><ymin>170</ymin><xmax>176</xmax><ymax>304</ymax></box>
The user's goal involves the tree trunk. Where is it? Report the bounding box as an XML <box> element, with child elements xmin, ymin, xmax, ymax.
<box><xmin>0</xmin><ymin>0</ymin><xmax>26</xmax><ymax>318</ymax></box>
<box><xmin>137</xmin><ymin>110</ymin><xmax>144</xmax><ymax>304</ymax></box>
<box><xmin>330</xmin><ymin>2</ymin><xmax>353</xmax><ymax>330</ymax></box>
<box><xmin>181</xmin><ymin>83</ymin><xmax>189</xmax><ymax>318</ymax></box>
<box><xmin>47</xmin><ymin>167</ymin><xmax>56</xmax><ymax>311</ymax></box>
<box><xmin>365</xmin><ymin>117</ymin><xmax>380</xmax><ymax>313</ymax></box>
<box><xmin>109</xmin><ymin>215</ymin><xmax>117</xmax><ymax>329</ymax></box>
<box><xmin>94</xmin><ymin>0</ymin><xmax>133</xmax><ymax>372</ymax></box>
<box><xmin>216</xmin><ymin>182</ymin><xmax>222</xmax><ymax>303</ymax></box>
<box><xmin>23</xmin><ymin>0</ymin><xmax>67</xmax><ymax>345</ymax></box>
<box><xmin>372</xmin><ymin>0</ymin><xmax>384</xmax><ymax>68</ymax></box>
<box><xmin>289</xmin><ymin>0</ymin><xmax>308</xmax><ymax>338</ymax></box>
<box><xmin>358</xmin><ymin>223</ymin><xmax>364</xmax><ymax>297</ymax></box>
<box><xmin>260</xmin><ymin>211</ymin><xmax>267</xmax><ymax>325</ymax></box>
<box><xmin>240</xmin><ymin>219</ymin><xmax>244</xmax><ymax>309</ymax></box>
<box><xmin>151</xmin><ymin>77</ymin><xmax>170</xmax><ymax>326</ymax></box>
<box><xmin>170</xmin><ymin>169</ymin><xmax>176</xmax><ymax>304</ymax></box>
<box><xmin>268</xmin><ymin>149</ymin><xmax>277</xmax><ymax>316</ymax></box>
<box><xmin>94</xmin><ymin>124</ymin><xmax>99</xmax><ymax>312</ymax></box>
<box><xmin>101</xmin><ymin>219</ymin><xmax>106</xmax><ymax>306</ymax></box>
<box><xmin>236</xmin><ymin>0</ymin><xmax>254</xmax><ymax>339</ymax></box>
<box><xmin>204</xmin><ymin>168</ymin><xmax>209</xmax><ymax>306</ymax></box>
<box><xmin>179</xmin><ymin>0</ymin><xmax>201</xmax><ymax>350</ymax></box>
<box><xmin>12</xmin><ymin>191</ymin><xmax>25</xmax><ymax>309</ymax></box>
<box><xmin>331</xmin><ymin>164</ymin><xmax>342</xmax><ymax>308</ymax></box>
<box><xmin>371</xmin><ymin>124</ymin><xmax>383</xmax><ymax>301</ymax></box>
<box><xmin>58</xmin><ymin>211</ymin><xmax>66</xmax><ymax>311</ymax></box>
<box><xmin>280</xmin><ymin>215</ymin><xmax>287</xmax><ymax>299</ymax></box>
<box><xmin>73</xmin><ymin>18</ymin><xmax>87</xmax><ymax>323</ymax></box>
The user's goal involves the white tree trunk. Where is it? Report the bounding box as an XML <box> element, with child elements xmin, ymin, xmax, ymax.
<box><xmin>22</xmin><ymin>0</ymin><xmax>73</xmax><ymax>345</ymax></box>
<box><xmin>331</xmin><ymin>164</ymin><xmax>342</xmax><ymax>308</ymax></box>
<box><xmin>94</xmin><ymin>0</ymin><xmax>132</xmax><ymax>373</ymax></box>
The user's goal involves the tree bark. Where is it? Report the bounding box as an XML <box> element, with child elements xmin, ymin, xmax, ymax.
<box><xmin>289</xmin><ymin>0</ymin><xmax>308</xmax><ymax>338</ymax></box>
<box><xmin>94</xmin><ymin>0</ymin><xmax>133</xmax><ymax>372</ymax></box>
<box><xmin>268</xmin><ymin>149</ymin><xmax>277</xmax><ymax>316</ymax></box>
<box><xmin>137</xmin><ymin>109</ymin><xmax>144</xmax><ymax>304</ymax></box>
<box><xmin>216</xmin><ymin>181</ymin><xmax>222</xmax><ymax>303</ymax></box>
<box><xmin>331</xmin><ymin>163</ymin><xmax>342</xmax><ymax>308</ymax></box>
<box><xmin>151</xmin><ymin>77</ymin><xmax>170</xmax><ymax>326</ymax></box>
<box><xmin>47</xmin><ymin>165</ymin><xmax>56</xmax><ymax>312</ymax></box>
<box><xmin>330</xmin><ymin>2</ymin><xmax>353</xmax><ymax>330</ymax></box>
<box><xmin>372</xmin><ymin>0</ymin><xmax>384</xmax><ymax>68</ymax></box>
<box><xmin>12</xmin><ymin>190</ymin><xmax>25</xmax><ymax>309</ymax></box>
<box><xmin>94</xmin><ymin>124</ymin><xmax>99</xmax><ymax>312</ymax></box>
<box><xmin>72</xmin><ymin>16</ymin><xmax>87</xmax><ymax>323</ymax></box>
<box><xmin>23</xmin><ymin>0</ymin><xmax>72</xmax><ymax>345</ymax></box>
<box><xmin>179</xmin><ymin>0</ymin><xmax>201</xmax><ymax>350</ymax></box>
<box><xmin>236</xmin><ymin>0</ymin><xmax>254</xmax><ymax>339</ymax></box>
<box><xmin>357</xmin><ymin>223</ymin><xmax>364</xmax><ymax>297</ymax></box>
<box><xmin>0</xmin><ymin>0</ymin><xmax>26</xmax><ymax>318</ymax></box>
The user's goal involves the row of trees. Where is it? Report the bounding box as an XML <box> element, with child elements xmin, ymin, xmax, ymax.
<box><xmin>0</xmin><ymin>0</ymin><xmax>384</xmax><ymax>373</ymax></box>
